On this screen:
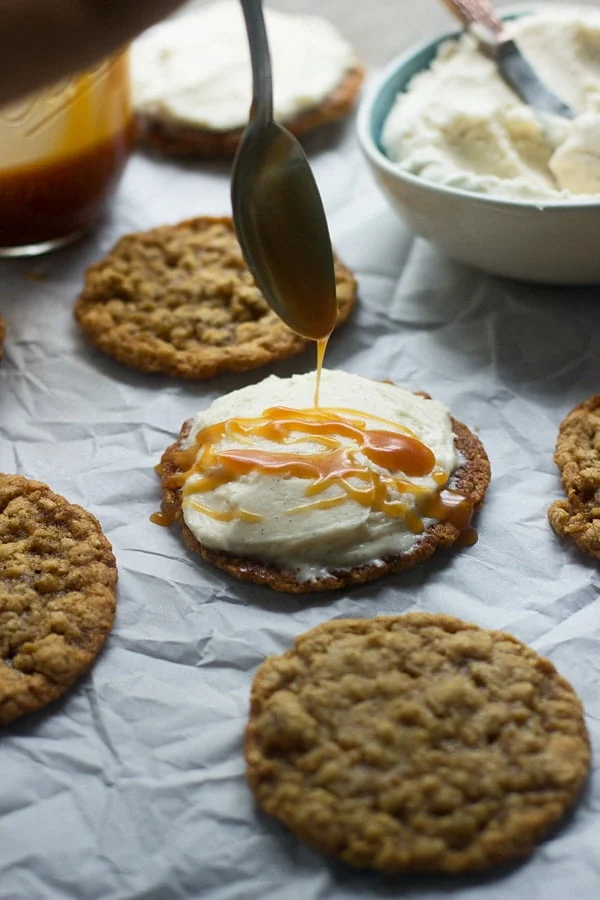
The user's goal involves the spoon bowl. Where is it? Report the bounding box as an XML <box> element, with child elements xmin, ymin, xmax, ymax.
<box><xmin>231</xmin><ymin>0</ymin><xmax>337</xmax><ymax>343</ymax></box>
<box><xmin>232</xmin><ymin>120</ymin><xmax>337</xmax><ymax>341</ymax></box>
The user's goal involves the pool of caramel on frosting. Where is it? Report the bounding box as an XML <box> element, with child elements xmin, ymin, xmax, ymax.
<box><xmin>154</xmin><ymin>404</ymin><xmax>475</xmax><ymax>543</ymax></box>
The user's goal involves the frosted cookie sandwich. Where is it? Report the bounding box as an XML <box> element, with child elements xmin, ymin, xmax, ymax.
<box><xmin>132</xmin><ymin>0</ymin><xmax>364</xmax><ymax>156</ymax></box>
<box><xmin>155</xmin><ymin>370</ymin><xmax>490</xmax><ymax>592</ymax></box>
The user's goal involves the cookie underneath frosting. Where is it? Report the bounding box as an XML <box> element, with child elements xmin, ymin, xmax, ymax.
<box><xmin>156</xmin><ymin>371</ymin><xmax>490</xmax><ymax>592</ymax></box>
<box><xmin>0</xmin><ymin>474</ymin><xmax>117</xmax><ymax>724</ymax></box>
<box><xmin>74</xmin><ymin>217</ymin><xmax>356</xmax><ymax>379</ymax></box>
<box><xmin>132</xmin><ymin>1</ymin><xmax>364</xmax><ymax>157</ymax></box>
<box><xmin>246</xmin><ymin>613</ymin><xmax>590</xmax><ymax>872</ymax></box>
<box><xmin>548</xmin><ymin>394</ymin><xmax>600</xmax><ymax>558</ymax></box>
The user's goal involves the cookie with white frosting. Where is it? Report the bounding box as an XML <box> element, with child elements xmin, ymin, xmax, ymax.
<box><xmin>132</xmin><ymin>1</ymin><xmax>365</xmax><ymax>156</ymax></box>
<box><xmin>156</xmin><ymin>370</ymin><xmax>490</xmax><ymax>592</ymax></box>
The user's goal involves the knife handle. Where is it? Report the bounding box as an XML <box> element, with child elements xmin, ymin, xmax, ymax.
<box><xmin>439</xmin><ymin>0</ymin><xmax>507</xmax><ymax>41</ymax></box>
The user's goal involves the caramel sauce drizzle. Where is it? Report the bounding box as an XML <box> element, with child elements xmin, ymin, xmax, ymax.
<box><xmin>150</xmin><ymin>510</ymin><xmax>175</xmax><ymax>527</ymax></box>
<box><xmin>155</xmin><ymin>405</ymin><xmax>475</xmax><ymax>540</ymax></box>
<box><xmin>152</xmin><ymin>321</ymin><xmax>476</xmax><ymax>540</ymax></box>
<box><xmin>314</xmin><ymin>337</ymin><xmax>328</xmax><ymax>407</ymax></box>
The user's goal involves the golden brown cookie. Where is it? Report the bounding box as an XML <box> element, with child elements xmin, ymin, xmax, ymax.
<box><xmin>135</xmin><ymin>68</ymin><xmax>365</xmax><ymax>157</ymax></box>
<box><xmin>156</xmin><ymin>399</ymin><xmax>490</xmax><ymax>593</ymax></box>
<box><xmin>74</xmin><ymin>217</ymin><xmax>357</xmax><ymax>379</ymax></box>
<box><xmin>548</xmin><ymin>395</ymin><xmax>600</xmax><ymax>559</ymax></box>
<box><xmin>246</xmin><ymin>613</ymin><xmax>590</xmax><ymax>873</ymax></box>
<box><xmin>0</xmin><ymin>474</ymin><xmax>117</xmax><ymax>725</ymax></box>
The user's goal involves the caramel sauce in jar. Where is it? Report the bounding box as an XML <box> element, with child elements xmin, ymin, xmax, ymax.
<box><xmin>0</xmin><ymin>52</ymin><xmax>132</xmax><ymax>253</ymax></box>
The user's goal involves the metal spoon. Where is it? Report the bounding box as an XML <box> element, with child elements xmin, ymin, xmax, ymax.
<box><xmin>231</xmin><ymin>0</ymin><xmax>337</xmax><ymax>342</ymax></box>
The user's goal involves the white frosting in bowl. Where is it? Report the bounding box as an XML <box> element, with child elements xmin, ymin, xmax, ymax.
<box><xmin>382</xmin><ymin>7</ymin><xmax>600</xmax><ymax>201</ymax></box>
<box><xmin>132</xmin><ymin>0</ymin><xmax>358</xmax><ymax>132</ymax></box>
<box><xmin>180</xmin><ymin>370</ymin><xmax>459</xmax><ymax>581</ymax></box>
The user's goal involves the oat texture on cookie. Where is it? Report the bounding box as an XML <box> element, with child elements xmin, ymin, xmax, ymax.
<box><xmin>74</xmin><ymin>217</ymin><xmax>356</xmax><ymax>379</ymax></box>
<box><xmin>245</xmin><ymin>614</ymin><xmax>590</xmax><ymax>873</ymax></box>
<box><xmin>0</xmin><ymin>474</ymin><xmax>117</xmax><ymax>724</ymax></box>
<box><xmin>548</xmin><ymin>394</ymin><xmax>600</xmax><ymax>559</ymax></box>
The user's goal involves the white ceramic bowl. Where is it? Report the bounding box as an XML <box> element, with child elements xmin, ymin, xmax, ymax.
<box><xmin>356</xmin><ymin>17</ymin><xmax>600</xmax><ymax>285</ymax></box>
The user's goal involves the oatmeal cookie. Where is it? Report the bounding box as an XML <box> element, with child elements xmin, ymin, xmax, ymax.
<box><xmin>245</xmin><ymin>613</ymin><xmax>590</xmax><ymax>873</ymax></box>
<box><xmin>136</xmin><ymin>68</ymin><xmax>365</xmax><ymax>158</ymax></box>
<box><xmin>0</xmin><ymin>474</ymin><xmax>117</xmax><ymax>724</ymax></box>
<box><xmin>548</xmin><ymin>395</ymin><xmax>600</xmax><ymax>559</ymax></box>
<box><xmin>74</xmin><ymin>217</ymin><xmax>357</xmax><ymax>379</ymax></box>
<box><xmin>156</xmin><ymin>405</ymin><xmax>490</xmax><ymax>593</ymax></box>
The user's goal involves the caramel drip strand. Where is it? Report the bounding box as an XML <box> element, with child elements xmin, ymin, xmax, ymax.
<box><xmin>314</xmin><ymin>337</ymin><xmax>329</xmax><ymax>407</ymax></box>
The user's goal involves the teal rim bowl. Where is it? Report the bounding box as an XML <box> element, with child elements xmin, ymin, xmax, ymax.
<box><xmin>356</xmin><ymin>8</ymin><xmax>600</xmax><ymax>283</ymax></box>
<box><xmin>357</xmin><ymin>9</ymin><xmax>600</xmax><ymax>211</ymax></box>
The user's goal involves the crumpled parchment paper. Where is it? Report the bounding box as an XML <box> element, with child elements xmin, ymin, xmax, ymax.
<box><xmin>0</xmin><ymin>103</ymin><xmax>599</xmax><ymax>900</ymax></box>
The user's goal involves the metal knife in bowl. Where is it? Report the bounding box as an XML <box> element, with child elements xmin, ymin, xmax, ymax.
<box><xmin>440</xmin><ymin>0</ymin><xmax>574</xmax><ymax>119</ymax></box>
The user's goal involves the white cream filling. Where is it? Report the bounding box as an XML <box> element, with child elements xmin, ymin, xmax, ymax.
<box><xmin>382</xmin><ymin>7</ymin><xmax>600</xmax><ymax>200</ymax></box>
<box><xmin>131</xmin><ymin>0</ymin><xmax>358</xmax><ymax>132</ymax></box>
<box><xmin>181</xmin><ymin>370</ymin><xmax>458</xmax><ymax>580</ymax></box>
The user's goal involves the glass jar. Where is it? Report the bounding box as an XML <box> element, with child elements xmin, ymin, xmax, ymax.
<box><xmin>0</xmin><ymin>51</ymin><xmax>133</xmax><ymax>256</ymax></box>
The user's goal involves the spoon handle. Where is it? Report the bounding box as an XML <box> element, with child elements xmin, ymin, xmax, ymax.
<box><xmin>239</xmin><ymin>0</ymin><xmax>273</xmax><ymax>124</ymax></box>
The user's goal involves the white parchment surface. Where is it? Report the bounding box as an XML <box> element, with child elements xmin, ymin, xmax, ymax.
<box><xmin>0</xmin><ymin>108</ymin><xmax>599</xmax><ymax>900</ymax></box>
